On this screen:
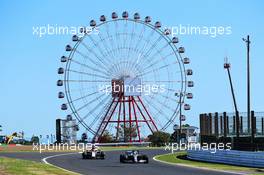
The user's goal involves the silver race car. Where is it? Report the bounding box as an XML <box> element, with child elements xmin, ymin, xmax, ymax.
<box><xmin>120</xmin><ymin>150</ymin><xmax>149</xmax><ymax>163</ymax></box>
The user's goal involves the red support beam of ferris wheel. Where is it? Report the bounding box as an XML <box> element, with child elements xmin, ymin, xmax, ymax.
<box><xmin>132</xmin><ymin>96</ymin><xmax>157</xmax><ymax>133</ymax></box>
<box><xmin>128</xmin><ymin>96</ymin><xmax>132</xmax><ymax>142</ymax></box>
<box><xmin>137</xmin><ymin>96</ymin><xmax>158</xmax><ymax>132</ymax></box>
<box><xmin>122</xmin><ymin>96</ymin><xmax>126</xmax><ymax>132</ymax></box>
<box><xmin>131</xmin><ymin>97</ymin><xmax>141</xmax><ymax>142</ymax></box>
<box><xmin>94</xmin><ymin>97</ymin><xmax>116</xmax><ymax>142</ymax></box>
<box><xmin>97</xmin><ymin>96</ymin><xmax>119</xmax><ymax>142</ymax></box>
<box><xmin>116</xmin><ymin>100</ymin><xmax>122</xmax><ymax>139</ymax></box>
<box><xmin>96</xmin><ymin>93</ymin><xmax>158</xmax><ymax>142</ymax></box>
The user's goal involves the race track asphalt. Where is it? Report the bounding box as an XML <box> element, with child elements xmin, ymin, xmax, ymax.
<box><xmin>0</xmin><ymin>150</ymin><xmax>239</xmax><ymax>175</ymax></box>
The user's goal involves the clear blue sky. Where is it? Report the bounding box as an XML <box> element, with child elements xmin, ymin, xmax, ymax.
<box><xmin>0</xmin><ymin>0</ymin><xmax>263</xmax><ymax>138</ymax></box>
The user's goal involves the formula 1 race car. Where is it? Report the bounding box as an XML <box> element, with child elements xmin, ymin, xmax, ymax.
<box><xmin>120</xmin><ymin>150</ymin><xmax>149</xmax><ymax>163</ymax></box>
<box><xmin>82</xmin><ymin>146</ymin><xmax>105</xmax><ymax>159</ymax></box>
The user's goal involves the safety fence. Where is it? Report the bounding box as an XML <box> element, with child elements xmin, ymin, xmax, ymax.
<box><xmin>200</xmin><ymin>111</ymin><xmax>264</xmax><ymax>151</ymax></box>
<box><xmin>200</xmin><ymin>111</ymin><xmax>264</xmax><ymax>137</ymax></box>
<box><xmin>187</xmin><ymin>149</ymin><xmax>264</xmax><ymax>168</ymax></box>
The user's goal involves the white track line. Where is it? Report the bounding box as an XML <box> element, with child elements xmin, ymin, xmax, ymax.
<box><xmin>153</xmin><ymin>154</ymin><xmax>246</xmax><ymax>175</ymax></box>
<box><xmin>42</xmin><ymin>152</ymin><xmax>81</xmax><ymax>175</ymax></box>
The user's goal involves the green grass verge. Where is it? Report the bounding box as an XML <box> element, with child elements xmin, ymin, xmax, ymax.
<box><xmin>154</xmin><ymin>152</ymin><xmax>264</xmax><ymax>175</ymax></box>
<box><xmin>0</xmin><ymin>157</ymin><xmax>77</xmax><ymax>175</ymax></box>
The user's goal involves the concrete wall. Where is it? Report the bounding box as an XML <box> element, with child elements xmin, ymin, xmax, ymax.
<box><xmin>187</xmin><ymin>149</ymin><xmax>264</xmax><ymax>168</ymax></box>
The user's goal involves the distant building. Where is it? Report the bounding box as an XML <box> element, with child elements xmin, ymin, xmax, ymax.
<box><xmin>173</xmin><ymin>124</ymin><xmax>198</xmax><ymax>143</ymax></box>
<box><xmin>0</xmin><ymin>135</ymin><xmax>5</xmax><ymax>143</ymax></box>
<box><xmin>56</xmin><ymin>115</ymin><xmax>79</xmax><ymax>143</ymax></box>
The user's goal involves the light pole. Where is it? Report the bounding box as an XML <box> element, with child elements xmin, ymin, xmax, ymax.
<box><xmin>242</xmin><ymin>35</ymin><xmax>251</xmax><ymax>134</ymax></box>
<box><xmin>224</xmin><ymin>59</ymin><xmax>240</xmax><ymax>137</ymax></box>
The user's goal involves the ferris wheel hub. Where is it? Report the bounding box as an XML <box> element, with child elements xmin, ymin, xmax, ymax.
<box><xmin>111</xmin><ymin>77</ymin><xmax>142</xmax><ymax>97</ymax></box>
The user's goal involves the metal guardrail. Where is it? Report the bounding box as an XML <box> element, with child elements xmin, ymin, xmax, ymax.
<box><xmin>187</xmin><ymin>149</ymin><xmax>264</xmax><ymax>168</ymax></box>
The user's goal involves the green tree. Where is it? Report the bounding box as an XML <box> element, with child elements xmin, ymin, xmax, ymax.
<box><xmin>81</xmin><ymin>133</ymin><xmax>88</xmax><ymax>143</ymax></box>
<box><xmin>118</xmin><ymin>124</ymin><xmax>137</xmax><ymax>142</ymax></box>
<box><xmin>148</xmin><ymin>131</ymin><xmax>170</xmax><ymax>146</ymax></box>
<box><xmin>99</xmin><ymin>130</ymin><xmax>114</xmax><ymax>143</ymax></box>
<box><xmin>31</xmin><ymin>135</ymin><xmax>39</xmax><ymax>144</ymax></box>
<box><xmin>182</xmin><ymin>124</ymin><xmax>190</xmax><ymax>127</ymax></box>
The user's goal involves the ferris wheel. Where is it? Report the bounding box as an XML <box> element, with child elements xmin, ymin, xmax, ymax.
<box><xmin>57</xmin><ymin>11</ymin><xmax>193</xmax><ymax>142</ymax></box>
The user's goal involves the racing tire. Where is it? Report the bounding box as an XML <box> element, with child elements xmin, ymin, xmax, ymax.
<box><xmin>144</xmin><ymin>157</ymin><xmax>149</xmax><ymax>164</ymax></box>
<box><xmin>120</xmin><ymin>155</ymin><xmax>125</xmax><ymax>163</ymax></box>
